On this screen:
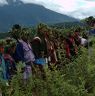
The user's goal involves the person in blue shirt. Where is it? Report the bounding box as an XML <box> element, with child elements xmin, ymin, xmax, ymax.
<box><xmin>89</xmin><ymin>20</ymin><xmax>95</xmax><ymax>35</ymax></box>
<box><xmin>11</xmin><ymin>24</ymin><xmax>25</xmax><ymax>63</ymax></box>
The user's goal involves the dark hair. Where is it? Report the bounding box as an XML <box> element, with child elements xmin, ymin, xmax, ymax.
<box><xmin>11</xmin><ymin>24</ymin><xmax>21</xmax><ymax>40</ymax></box>
<box><xmin>92</xmin><ymin>19</ymin><xmax>95</xmax><ymax>26</ymax></box>
<box><xmin>12</xmin><ymin>24</ymin><xmax>21</xmax><ymax>30</ymax></box>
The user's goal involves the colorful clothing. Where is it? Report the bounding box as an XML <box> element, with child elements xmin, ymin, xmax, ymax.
<box><xmin>34</xmin><ymin>58</ymin><xmax>46</xmax><ymax>65</ymax></box>
<box><xmin>0</xmin><ymin>54</ymin><xmax>7</xmax><ymax>82</ymax></box>
<box><xmin>64</xmin><ymin>36</ymin><xmax>77</xmax><ymax>58</ymax></box>
<box><xmin>13</xmin><ymin>40</ymin><xmax>25</xmax><ymax>62</ymax></box>
<box><xmin>18</xmin><ymin>40</ymin><xmax>35</xmax><ymax>80</ymax></box>
<box><xmin>3</xmin><ymin>54</ymin><xmax>17</xmax><ymax>79</ymax></box>
<box><xmin>89</xmin><ymin>29</ymin><xmax>95</xmax><ymax>35</ymax></box>
<box><xmin>23</xmin><ymin>65</ymin><xmax>32</xmax><ymax>80</ymax></box>
<box><xmin>19</xmin><ymin>40</ymin><xmax>35</xmax><ymax>63</ymax></box>
<box><xmin>69</xmin><ymin>36</ymin><xmax>78</xmax><ymax>56</ymax></box>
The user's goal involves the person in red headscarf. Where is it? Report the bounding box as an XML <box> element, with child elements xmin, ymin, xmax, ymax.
<box><xmin>68</xmin><ymin>33</ymin><xmax>78</xmax><ymax>57</ymax></box>
<box><xmin>63</xmin><ymin>37</ymin><xmax>71</xmax><ymax>59</ymax></box>
<box><xmin>73</xmin><ymin>29</ymin><xmax>81</xmax><ymax>47</ymax></box>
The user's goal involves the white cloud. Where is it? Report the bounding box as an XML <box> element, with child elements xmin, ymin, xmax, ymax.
<box><xmin>0</xmin><ymin>0</ymin><xmax>8</xmax><ymax>5</ymax></box>
<box><xmin>69</xmin><ymin>1</ymin><xmax>95</xmax><ymax>19</ymax></box>
<box><xmin>0</xmin><ymin>0</ymin><xmax>95</xmax><ymax>19</ymax></box>
<box><xmin>19</xmin><ymin>0</ymin><xmax>95</xmax><ymax>19</ymax></box>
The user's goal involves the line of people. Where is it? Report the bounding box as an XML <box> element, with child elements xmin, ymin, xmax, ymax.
<box><xmin>0</xmin><ymin>24</ymin><xmax>88</xmax><ymax>86</ymax></box>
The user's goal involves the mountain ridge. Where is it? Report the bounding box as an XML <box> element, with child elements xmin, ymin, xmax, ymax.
<box><xmin>0</xmin><ymin>1</ymin><xmax>79</xmax><ymax>32</ymax></box>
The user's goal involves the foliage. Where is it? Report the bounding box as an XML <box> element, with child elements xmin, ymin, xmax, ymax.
<box><xmin>0</xmin><ymin>44</ymin><xmax>95</xmax><ymax>96</ymax></box>
<box><xmin>1</xmin><ymin>20</ymin><xmax>95</xmax><ymax>95</ymax></box>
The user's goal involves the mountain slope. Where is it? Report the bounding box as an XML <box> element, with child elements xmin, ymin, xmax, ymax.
<box><xmin>0</xmin><ymin>1</ymin><xmax>78</xmax><ymax>32</ymax></box>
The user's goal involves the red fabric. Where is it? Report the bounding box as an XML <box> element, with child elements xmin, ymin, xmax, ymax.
<box><xmin>65</xmin><ymin>44</ymin><xmax>70</xmax><ymax>58</ymax></box>
<box><xmin>0</xmin><ymin>47</ymin><xmax>4</xmax><ymax>53</ymax></box>
<box><xmin>64</xmin><ymin>40</ymin><xmax>70</xmax><ymax>58</ymax></box>
<box><xmin>69</xmin><ymin>37</ymin><xmax>75</xmax><ymax>44</ymax></box>
<box><xmin>3</xmin><ymin>54</ymin><xmax>14</xmax><ymax>64</ymax></box>
<box><xmin>69</xmin><ymin>36</ymin><xmax>78</xmax><ymax>55</ymax></box>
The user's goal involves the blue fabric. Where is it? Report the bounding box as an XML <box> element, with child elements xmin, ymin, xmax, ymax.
<box><xmin>23</xmin><ymin>65</ymin><xmax>32</xmax><ymax>80</ymax></box>
<box><xmin>13</xmin><ymin>41</ymin><xmax>25</xmax><ymax>62</ymax></box>
<box><xmin>0</xmin><ymin>55</ymin><xmax>17</xmax><ymax>81</ymax></box>
<box><xmin>34</xmin><ymin>58</ymin><xmax>46</xmax><ymax>65</ymax></box>
<box><xmin>4</xmin><ymin>60</ymin><xmax>10</xmax><ymax>80</ymax></box>
<box><xmin>89</xmin><ymin>29</ymin><xmax>95</xmax><ymax>35</ymax></box>
<box><xmin>0</xmin><ymin>55</ymin><xmax>3</xmax><ymax>80</ymax></box>
<box><xmin>0</xmin><ymin>54</ymin><xmax>7</xmax><ymax>81</ymax></box>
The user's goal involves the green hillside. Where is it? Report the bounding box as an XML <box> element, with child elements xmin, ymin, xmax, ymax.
<box><xmin>0</xmin><ymin>32</ymin><xmax>10</xmax><ymax>39</ymax></box>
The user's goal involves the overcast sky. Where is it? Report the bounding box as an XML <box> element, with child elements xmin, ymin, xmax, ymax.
<box><xmin>0</xmin><ymin>0</ymin><xmax>95</xmax><ymax>19</ymax></box>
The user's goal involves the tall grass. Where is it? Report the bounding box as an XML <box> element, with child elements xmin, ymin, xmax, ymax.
<box><xmin>1</xmin><ymin>44</ymin><xmax>95</xmax><ymax>96</ymax></box>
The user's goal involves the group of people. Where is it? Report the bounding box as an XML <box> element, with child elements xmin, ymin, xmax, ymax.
<box><xmin>0</xmin><ymin>37</ymin><xmax>17</xmax><ymax>86</ymax></box>
<box><xmin>0</xmin><ymin>23</ymin><xmax>88</xmax><ymax>86</ymax></box>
